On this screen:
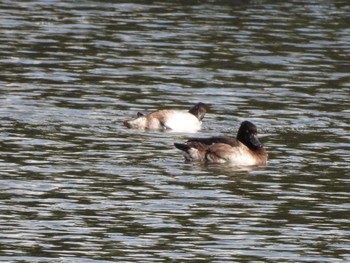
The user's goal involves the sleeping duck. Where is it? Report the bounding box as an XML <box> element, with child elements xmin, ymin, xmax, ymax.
<box><xmin>123</xmin><ymin>103</ymin><xmax>207</xmax><ymax>132</ymax></box>
<box><xmin>174</xmin><ymin>121</ymin><xmax>268</xmax><ymax>166</ymax></box>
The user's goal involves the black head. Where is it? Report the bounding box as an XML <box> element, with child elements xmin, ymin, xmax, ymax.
<box><xmin>188</xmin><ymin>102</ymin><xmax>208</xmax><ymax>121</ymax></box>
<box><xmin>236</xmin><ymin>121</ymin><xmax>263</xmax><ymax>150</ymax></box>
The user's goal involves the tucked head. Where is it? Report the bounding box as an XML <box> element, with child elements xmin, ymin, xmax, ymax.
<box><xmin>236</xmin><ymin>121</ymin><xmax>263</xmax><ymax>150</ymax></box>
<box><xmin>188</xmin><ymin>102</ymin><xmax>208</xmax><ymax>121</ymax></box>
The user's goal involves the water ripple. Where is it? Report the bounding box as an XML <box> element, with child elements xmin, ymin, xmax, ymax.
<box><xmin>1</xmin><ymin>0</ymin><xmax>349</xmax><ymax>262</ymax></box>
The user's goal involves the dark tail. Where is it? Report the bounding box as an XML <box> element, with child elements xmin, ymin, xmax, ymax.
<box><xmin>174</xmin><ymin>143</ymin><xmax>190</xmax><ymax>152</ymax></box>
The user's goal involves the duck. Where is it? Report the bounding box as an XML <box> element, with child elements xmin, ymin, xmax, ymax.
<box><xmin>174</xmin><ymin>120</ymin><xmax>268</xmax><ymax>166</ymax></box>
<box><xmin>123</xmin><ymin>102</ymin><xmax>208</xmax><ymax>132</ymax></box>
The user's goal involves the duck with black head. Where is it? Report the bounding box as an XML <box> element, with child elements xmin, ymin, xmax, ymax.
<box><xmin>174</xmin><ymin>121</ymin><xmax>268</xmax><ymax>166</ymax></box>
<box><xmin>123</xmin><ymin>102</ymin><xmax>208</xmax><ymax>132</ymax></box>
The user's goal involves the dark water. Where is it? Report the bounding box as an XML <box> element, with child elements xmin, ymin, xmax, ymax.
<box><xmin>0</xmin><ymin>0</ymin><xmax>349</xmax><ymax>262</ymax></box>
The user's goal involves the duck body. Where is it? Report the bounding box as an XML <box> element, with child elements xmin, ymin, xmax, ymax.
<box><xmin>123</xmin><ymin>103</ymin><xmax>207</xmax><ymax>132</ymax></box>
<box><xmin>174</xmin><ymin>121</ymin><xmax>268</xmax><ymax>166</ymax></box>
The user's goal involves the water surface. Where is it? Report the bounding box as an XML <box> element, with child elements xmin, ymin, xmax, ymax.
<box><xmin>0</xmin><ymin>0</ymin><xmax>349</xmax><ymax>262</ymax></box>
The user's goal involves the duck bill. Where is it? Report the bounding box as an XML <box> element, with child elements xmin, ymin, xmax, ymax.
<box><xmin>249</xmin><ymin>134</ymin><xmax>262</xmax><ymax>149</ymax></box>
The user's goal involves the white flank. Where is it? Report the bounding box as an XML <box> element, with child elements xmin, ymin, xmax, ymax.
<box><xmin>224</xmin><ymin>147</ymin><xmax>257</xmax><ymax>166</ymax></box>
<box><xmin>163</xmin><ymin>111</ymin><xmax>201</xmax><ymax>132</ymax></box>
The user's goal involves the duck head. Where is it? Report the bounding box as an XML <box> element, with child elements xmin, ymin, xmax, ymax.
<box><xmin>188</xmin><ymin>102</ymin><xmax>208</xmax><ymax>121</ymax></box>
<box><xmin>236</xmin><ymin>121</ymin><xmax>263</xmax><ymax>151</ymax></box>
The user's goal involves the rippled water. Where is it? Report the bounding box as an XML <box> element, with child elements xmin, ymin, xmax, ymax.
<box><xmin>1</xmin><ymin>0</ymin><xmax>349</xmax><ymax>262</ymax></box>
